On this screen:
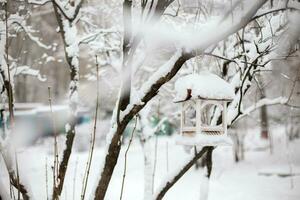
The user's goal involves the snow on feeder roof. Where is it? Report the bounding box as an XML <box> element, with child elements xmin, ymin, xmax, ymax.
<box><xmin>174</xmin><ymin>72</ymin><xmax>235</xmax><ymax>102</ymax></box>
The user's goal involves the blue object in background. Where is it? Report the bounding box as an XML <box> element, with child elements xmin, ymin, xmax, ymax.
<box><xmin>0</xmin><ymin>104</ymin><xmax>91</xmax><ymax>143</ymax></box>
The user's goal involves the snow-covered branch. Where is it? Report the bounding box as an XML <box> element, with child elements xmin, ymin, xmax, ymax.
<box><xmin>78</xmin><ymin>28</ymin><xmax>121</xmax><ymax>54</ymax></box>
<box><xmin>51</xmin><ymin>0</ymin><xmax>84</xmax><ymax>198</ymax></box>
<box><xmin>52</xmin><ymin>0</ymin><xmax>83</xmax><ymax>22</ymax></box>
<box><xmin>11</xmin><ymin>66</ymin><xmax>46</xmax><ymax>82</ymax></box>
<box><xmin>78</xmin><ymin>28</ymin><xmax>118</xmax><ymax>45</ymax></box>
<box><xmin>120</xmin><ymin>49</ymin><xmax>184</xmax><ymax>120</ymax></box>
<box><xmin>238</xmin><ymin>96</ymin><xmax>288</xmax><ymax>120</ymax></box>
<box><xmin>28</xmin><ymin>0</ymin><xmax>51</xmax><ymax>5</ymax></box>
<box><xmin>153</xmin><ymin>147</ymin><xmax>211</xmax><ymax>200</ymax></box>
<box><xmin>0</xmin><ymin>145</ymin><xmax>32</xmax><ymax>200</ymax></box>
<box><xmin>185</xmin><ymin>0</ymin><xmax>268</xmax><ymax>51</ymax></box>
<box><xmin>9</xmin><ymin>16</ymin><xmax>51</xmax><ymax>50</ymax></box>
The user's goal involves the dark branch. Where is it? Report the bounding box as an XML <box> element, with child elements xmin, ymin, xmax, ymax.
<box><xmin>51</xmin><ymin>0</ymin><xmax>83</xmax><ymax>22</ymax></box>
<box><xmin>252</xmin><ymin>7</ymin><xmax>297</xmax><ymax>21</ymax></box>
<box><xmin>154</xmin><ymin>147</ymin><xmax>210</xmax><ymax>200</ymax></box>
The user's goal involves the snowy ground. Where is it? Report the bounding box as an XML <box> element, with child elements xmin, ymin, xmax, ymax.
<box><xmin>1</xmin><ymin>124</ymin><xmax>299</xmax><ymax>200</ymax></box>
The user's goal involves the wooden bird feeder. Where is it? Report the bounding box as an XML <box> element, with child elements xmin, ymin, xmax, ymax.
<box><xmin>174</xmin><ymin>72</ymin><xmax>234</xmax><ymax>146</ymax></box>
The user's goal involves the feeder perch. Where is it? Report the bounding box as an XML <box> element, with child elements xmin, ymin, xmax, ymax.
<box><xmin>174</xmin><ymin>72</ymin><xmax>234</xmax><ymax>146</ymax></box>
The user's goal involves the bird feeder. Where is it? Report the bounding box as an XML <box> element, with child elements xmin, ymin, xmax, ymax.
<box><xmin>174</xmin><ymin>72</ymin><xmax>234</xmax><ymax>146</ymax></box>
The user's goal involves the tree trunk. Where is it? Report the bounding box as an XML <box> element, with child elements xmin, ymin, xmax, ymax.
<box><xmin>199</xmin><ymin>147</ymin><xmax>213</xmax><ymax>200</ymax></box>
<box><xmin>260</xmin><ymin>89</ymin><xmax>269</xmax><ymax>139</ymax></box>
<box><xmin>94</xmin><ymin>123</ymin><xmax>127</xmax><ymax>199</ymax></box>
<box><xmin>118</xmin><ymin>0</ymin><xmax>132</xmax><ymax>112</ymax></box>
<box><xmin>52</xmin><ymin>3</ymin><xmax>80</xmax><ymax>199</ymax></box>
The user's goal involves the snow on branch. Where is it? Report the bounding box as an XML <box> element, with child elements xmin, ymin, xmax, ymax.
<box><xmin>185</xmin><ymin>0</ymin><xmax>268</xmax><ymax>51</ymax></box>
<box><xmin>11</xmin><ymin>66</ymin><xmax>46</xmax><ymax>82</ymax></box>
<box><xmin>28</xmin><ymin>0</ymin><xmax>51</xmax><ymax>5</ymax></box>
<box><xmin>78</xmin><ymin>28</ymin><xmax>121</xmax><ymax>53</ymax></box>
<box><xmin>0</xmin><ymin>145</ymin><xmax>33</xmax><ymax>200</ymax></box>
<box><xmin>237</xmin><ymin>96</ymin><xmax>288</xmax><ymax>120</ymax></box>
<box><xmin>52</xmin><ymin>0</ymin><xmax>83</xmax><ymax>21</ymax></box>
<box><xmin>140</xmin><ymin>50</ymin><xmax>182</xmax><ymax>95</ymax></box>
<box><xmin>120</xmin><ymin>49</ymin><xmax>184</xmax><ymax>120</ymax></box>
<box><xmin>78</xmin><ymin>28</ymin><xmax>117</xmax><ymax>44</ymax></box>
<box><xmin>153</xmin><ymin>147</ymin><xmax>211</xmax><ymax>200</ymax></box>
<box><xmin>227</xmin><ymin>47</ymin><xmax>273</xmax><ymax>125</ymax></box>
<box><xmin>92</xmin><ymin>49</ymin><xmax>191</xmax><ymax>199</ymax></box>
<box><xmin>9</xmin><ymin>15</ymin><xmax>51</xmax><ymax>50</ymax></box>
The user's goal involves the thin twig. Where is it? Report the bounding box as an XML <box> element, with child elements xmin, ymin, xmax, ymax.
<box><xmin>120</xmin><ymin>116</ymin><xmax>138</xmax><ymax>200</ymax></box>
<box><xmin>45</xmin><ymin>157</ymin><xmax>49</xmax><ymax>200</ymax></box>
<box><xmin>81</xmin><ymin>56</ymin><xmax>100</xmax><ymax>200</ymax></box>
<box><xmin>152</xmin><ymin>135</ymin><xmax>158</xmax><ymax>194</ymax></box>
<box><xmin>5</xmin><ymin>1</ymin><xmax>14</xmax><ymax>125</ymax></box>
<box><xmin>72</xmin><ymin>157</ymin><xmax>78</xmax><ymax>200</ymax></box>
<box><xmin>252</xmin><ymin>7</ymin><xmax>296</xmax><ymax>21</ymax></box>
<box><xmin>48</xmin><ymin>86</ymin><xmax>59</xmax><ymax>199</ymax></box>
<box><xmin>15</xmin><ymin>151</ymin><xmax>20</xmax><ymax>200</ymax></box>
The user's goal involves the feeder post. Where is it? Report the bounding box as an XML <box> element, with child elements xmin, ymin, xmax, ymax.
<box><xmin>196</xmin><ymin>100</ymin><xmax>202</xmax><ymax>134</ymax></box>
<box><xmin>180</xmin><ymin>102</ymin><xmax>184</xmax><ymax>136</ymax></box>
<box><xmin>223</xmin><ymin>101</ymin><xmax>227</xmax><ymax>135</ymax></box>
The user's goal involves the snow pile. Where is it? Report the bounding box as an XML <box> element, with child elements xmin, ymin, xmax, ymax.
<box><xmin>174</xmin><ymin>72</ymin><xmax>235</xmax><ymax>102</ymax></box>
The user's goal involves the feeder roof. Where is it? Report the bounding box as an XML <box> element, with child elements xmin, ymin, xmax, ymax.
<box><xmin>174</xmin><ymin>72</ymin><xmax>235</xmax><ymax>102</ymax></box>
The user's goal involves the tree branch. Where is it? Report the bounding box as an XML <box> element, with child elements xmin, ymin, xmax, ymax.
<box><xmin>51</xmin><ymin>0</ymin><xmax>83</xmax><ymax>22</ymax></box>
<box><xmin>153</xmin><ymin>147</ymin><xmax>210</xmax><ymax>200</ymax></box>
<box><xmin>28</xmin><ymin>0</ymin><xmax>51</xmax><ymax>6</ymax></box>
<box><xmin>51</xmin><ymin>1</ymin><xmax>81</xmax><ymax>198</ymax></box>
<box><xmin>237</xmin><ymin>96</ymin><xmax>288</xmax><ymax>121</ymax></box>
